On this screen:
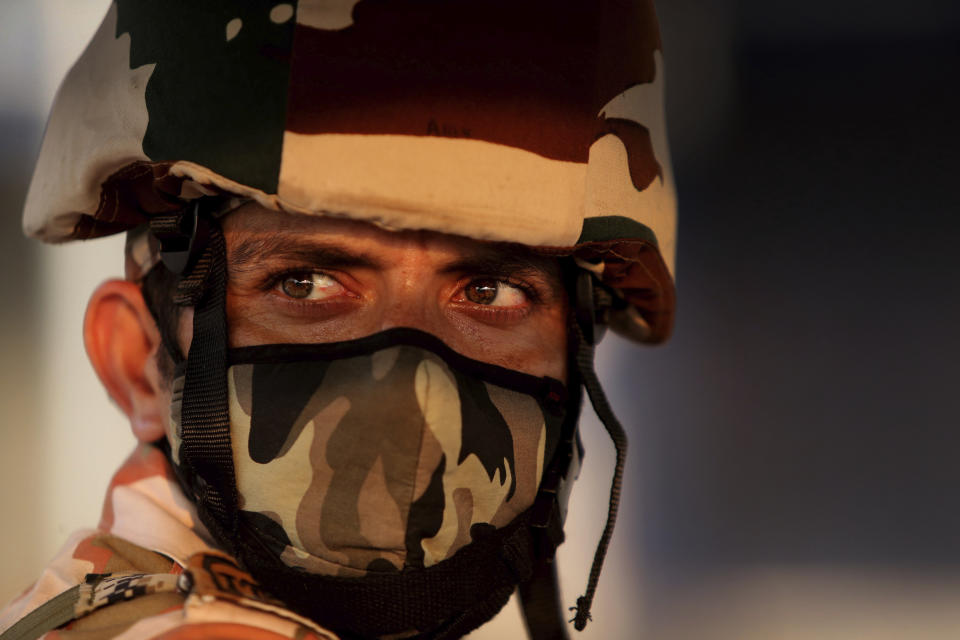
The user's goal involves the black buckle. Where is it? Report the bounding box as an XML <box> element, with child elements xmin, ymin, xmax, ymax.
<box><xmin>530</xmin><ymin>430</ymin><xmax>583</xmax><ymax>559</ymax></box>
<box><xmin>150</xmin><ymin>200</ymin><xmax>210</xmax><ymax>275</ymax></box>
<box><xmin>574</xmin><ymin>271</ymin><xmax>611</xmax><ymax>346</ymax></box>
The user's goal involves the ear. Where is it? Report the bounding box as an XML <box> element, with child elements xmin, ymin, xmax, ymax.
<box><xmin>84</xmin><ymin>279</ymin><xmax>168</xmax><ymax>443</ymax></box>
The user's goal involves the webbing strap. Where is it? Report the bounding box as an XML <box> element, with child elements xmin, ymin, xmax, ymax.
<box><xmin>519</xmin><ymin>560</ymin><xmax>570</xmax><ymax>640</ymax></box>
<box><xmin>235</xmin><ymin>511</ymin><xmax>540</xmax><ymax>639</ymax></box>
<box><xmin>177</xmin><ymin>220</ymin><xmax>238</xmax><ymax>533</ymax></box>
<box><xmin>0</xmin><ymin>586</ymin><xmax>83</xmax><ymax>640</ymax></box>
<box><xmin>0</xmin><ymin>573</ymin><xmax>182</xmax><ymax>640</ymax></box>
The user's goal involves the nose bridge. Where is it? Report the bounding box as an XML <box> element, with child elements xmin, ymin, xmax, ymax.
<box><xmin>378</xmin><ymin>234</ymin><xmax>439</xmax><ymax>331</ymax></box>
<box><xmin>379</xmin><ymin>286</ymin><xmax>428</xmax><ymax>330</ymax></box>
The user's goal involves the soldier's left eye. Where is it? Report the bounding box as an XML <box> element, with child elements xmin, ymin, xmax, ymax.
<box><xmin>279</xmin><ymin>272</ymin><xmax>345</xmax><ymax>300</ymax></box>
<box><xmin>463</xmin><ymin>279</ymin><xmax>528</xmax><ymax>307</ymax></box>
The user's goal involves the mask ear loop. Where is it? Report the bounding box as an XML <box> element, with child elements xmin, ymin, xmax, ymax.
<box><xmin>569</xmin><ymin>271</ymin><xmax>628</xmax><ymax>632</ymax></box>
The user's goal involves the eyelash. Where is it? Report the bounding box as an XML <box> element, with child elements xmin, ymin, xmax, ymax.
<box><xmin>261</xmin><ymin>268</ymin><xmax>331</xmax><ymax>291</ymax></box>
<box><xmin>461</xmin><ymin>277</ymin><xmax>541</xmax><ymax>305</ymax></box>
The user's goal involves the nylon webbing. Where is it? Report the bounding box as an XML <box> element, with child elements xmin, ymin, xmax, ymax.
<box><xmin>519</xmin><ymin>560</ymin><xmax>570</xmax><ymax>640</ymax></box>
<box><xmin>235</xmin><ymin>510</ymin><xmax>540</xmax><ymax>639</ymax></box>
<box><xmin>0</xmin><ymin>585</ymin><xmax>83</xmax><ymax>640</ymax></box>
<box><xmin>147</xmin><ymin>211</ymin><xmax>184</xmax><ymax>244</ymax></box>
<box><xmin>177</xmin><ymin>220</ymin><xmax>238</xmax><ymax>533</ymax></box>
<box><xmin>431</xmin><ymin>582</ymin><xmax>515</xmax><ymax>640</ymax></box>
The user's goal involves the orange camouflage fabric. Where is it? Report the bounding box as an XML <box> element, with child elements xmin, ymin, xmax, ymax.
<box><xmin>0</xmin><ymin>445</ymin><xmax>338</xmax><ymax>640</ymax></box>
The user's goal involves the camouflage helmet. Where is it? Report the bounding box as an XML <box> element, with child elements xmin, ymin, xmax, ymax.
<box><xmin>23</xmin><ymin>0</ymin><xmax>677</xmax><ymax>342</ymax></box>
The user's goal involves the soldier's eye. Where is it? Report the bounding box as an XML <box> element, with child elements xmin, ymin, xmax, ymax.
<box><xmin>463</xmin><ymin>279</ymin><xmax>528</xmax><ymax>307</ymax></box>
<box><xmin>279</xmin><ymin>272</ymin><xmax>345</xmax><ymax>300</ymax></box>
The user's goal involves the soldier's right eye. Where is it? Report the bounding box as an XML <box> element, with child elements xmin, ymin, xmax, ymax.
<box><xmin>462</xmin><ymin>278</ymin><xmax>528</xmax><ymax>307</ymax></box>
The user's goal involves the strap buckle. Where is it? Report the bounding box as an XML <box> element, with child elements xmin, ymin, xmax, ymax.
<box><xmin>150</xmin><ymin>199</ymin><xmax>210</xmax><ymax>275</ymax></box>
<box><xmin>529</xmin><ymin>430</ymin><xmax>583</xmax><ymax>559</ymax></box>
<box><xmin>574</xmin><ymin>270</ymin><xmax>611</xmax><ymax>346</ymax></box>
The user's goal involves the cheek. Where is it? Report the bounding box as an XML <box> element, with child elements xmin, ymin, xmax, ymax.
<box><xmin>521</xmin><ymin>294</ymin><xmax>570</xmax><ymax>382</ymax></box>
<box><xmin>224</xmin><ymin>292</ymin><xmax>384</xmax><ymax>346</ymax></box>
<box><xmin>519</xmin><ymin>307</ymin><xmax>569</xmax><ymax>383</ymax></box>
<box><xmin>213</xmin><ymin>282</ymin><xmax>570</xmax><ymax>382</ymax></box>
<box><xmin>440</xmin><ymin>304</ymin><xmax>569</xmax><ymax>383</ymax></box>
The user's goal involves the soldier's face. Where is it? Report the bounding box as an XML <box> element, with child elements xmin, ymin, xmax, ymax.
<box><xmin>174</xmin><ymin>203</ymin><xmax>569</xmax><ymax>382</ymax></box>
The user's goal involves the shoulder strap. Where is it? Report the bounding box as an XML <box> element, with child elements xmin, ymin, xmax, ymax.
<box><xmin>0</xmin><ymin>573</ymin><xmax>182</xmax><ymax>640</ymax></box>
<box><xmin>0</xmin><ymin>585</ymin><xmax>86</xmax><ymax>640</ymax></box>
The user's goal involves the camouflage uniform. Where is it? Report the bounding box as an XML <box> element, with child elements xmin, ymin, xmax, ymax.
<box><xmin>0</xmin><ymin>445</ymin><xmax>338</xmax><ymax>639</ymax></box>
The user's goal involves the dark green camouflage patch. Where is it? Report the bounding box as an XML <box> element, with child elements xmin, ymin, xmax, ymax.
<box><xmin>116</xmin><ymin>0</ymin><xmax>297</xmax><ymax>192</ymax></box>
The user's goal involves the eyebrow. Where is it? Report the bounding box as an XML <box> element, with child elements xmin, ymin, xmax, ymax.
<box><xmin>441</xmin><ymin>249</ymin><xmax>564</xmax><ymax>303</ymax></box>
<box><xmin>229</xmin><ymin>233</ymin><xmax>559</xmax><ymax>286</ymax></box>
<box><xmin>229</xmin><ymin>235</ymin><xmax>383</xmax><ymax>271</ymax></box>
<box><xmin>438</xmin><ymin>250</ymin><xmax>557</xmax><ymax>281</ymax></box>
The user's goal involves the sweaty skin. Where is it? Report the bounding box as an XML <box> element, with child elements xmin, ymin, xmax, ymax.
<box><xmin>172</xmin><ymin>203</ymin><xmax>569</xmax><ymax>382</ymax></box>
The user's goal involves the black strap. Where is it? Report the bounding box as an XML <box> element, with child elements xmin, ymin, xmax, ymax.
<box><xmin>235</xmin><ymin>509</ymin><xmax>539</xmax><ymax>639</ymax></box>
<box><xmin>519</xmin><ymin>559</ymin><xmax>570</xmax><ymax>640</ymax></box>
<box><xmin>177</xmin><ymin>219</ymin><xmax>238</xmax><ymax>533</ymax></box>
<box><xmin>429</xmin><ymin>583</ymin><xmax>516</xmax><ymax>640</ymax></box>
<box><xmin>150</xmin><ymin>201</ymin><xmax>207</xmax><ymax>276</ymax></box>
<box><xmin>0</xmin><ymin>586</ymin><xmax>83</xmax><ymax>640</ymax></box>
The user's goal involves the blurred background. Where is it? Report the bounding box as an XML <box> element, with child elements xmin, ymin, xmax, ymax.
<box><xmin>1</xmin><ymin>1</ymin><xmax>958</xmax><ymax>638</ymax></box>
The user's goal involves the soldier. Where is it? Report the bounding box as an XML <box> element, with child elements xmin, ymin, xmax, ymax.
<box><xmin>0</xmin><ymin>1</ymin><xmax>676</xmax><ymax>639</ymax></box>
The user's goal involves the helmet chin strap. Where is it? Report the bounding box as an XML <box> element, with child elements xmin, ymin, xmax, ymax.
<box><xmin>156</xmin><ymin>205</ymin><xmax>240</xmax><ymax>541</ymax></box>
<box><xmin>567</xmin><ymin>271</ymin><xmax>629</xmax><ymax>632</ymax></box>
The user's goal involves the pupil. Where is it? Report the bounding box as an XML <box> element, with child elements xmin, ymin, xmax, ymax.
<box><xmin>282</xmin><ymin>276</ymin><xmax>313</xmax><ymax>299</ymax></box>
<box><xmin>466</xmin><ymin>280</ymin><xmax>498</xmax><ymax>305</ymax></box>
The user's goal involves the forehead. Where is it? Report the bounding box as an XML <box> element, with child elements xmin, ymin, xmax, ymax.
<box><xmin>222</xmin><ymin>202</ymin><xmax>563</xmax><ymax>275</ymax></box>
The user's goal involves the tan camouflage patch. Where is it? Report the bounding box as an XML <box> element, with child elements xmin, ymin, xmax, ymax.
<box><xmin>296</xmin><ymin>0</ymin><xmax>362</xmax><ymax>31</ymax></box>
<box><xmin>371</xmin><ymin>346</ymin><xmax>401</xmax><ymax>381</ymax></box>
<box><xmin>168</xmin><ymin>375</ymin><xmax>184</xmax><ymax>466</ymax></box>
<box><xmin>229</xmin><ymin>372</ymin><xmax>339</xmax><ymax>553</ymax></box>
<box><xmin>409</xmin><ymin>411</ymin><xmax>444</xmax><ymax>507</ymax></box>
<box><xmin>484</xmin><ymin>382</ymin><xmax>547</xmax><ymax>528</ymax></box>
<box><xmin>356</xmin><ymin>455</ymin><xmax>405</xmax><ymax>570</ymax></box>
<box><xmin>414</xmin><ymin>359</ymin><xmax>518</xmax><ymax>566</ymax></box>
<box><xmin>450</xmin><ymin>488</ymin><xmax>475</xmax><ymax>553</ymax></box>
<box><xmin>22</xmin><ymin>2</ymin><xmax>154</xmax><ymax>242</ymax></box>
<box><xmin>232</xmin><ymin>364</ymin><xmax>254</xmax><ymax>417</ymax></box>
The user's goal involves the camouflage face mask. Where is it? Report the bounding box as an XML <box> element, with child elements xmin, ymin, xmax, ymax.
<box><xmin>168</xmin><ymin>328</ymin><xmax>566</xmax><ymax>577</ymax></box>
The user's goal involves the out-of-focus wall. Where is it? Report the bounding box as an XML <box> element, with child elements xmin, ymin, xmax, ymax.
<box><xmin>645</xmin><ymin>0</ymin><xmax>960</xmax><ymax>637</ymax></box>
<box><xmin>0</xmin><ymin>0</ymin><xmax>131</xmax><ymax>606</ymax></box>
